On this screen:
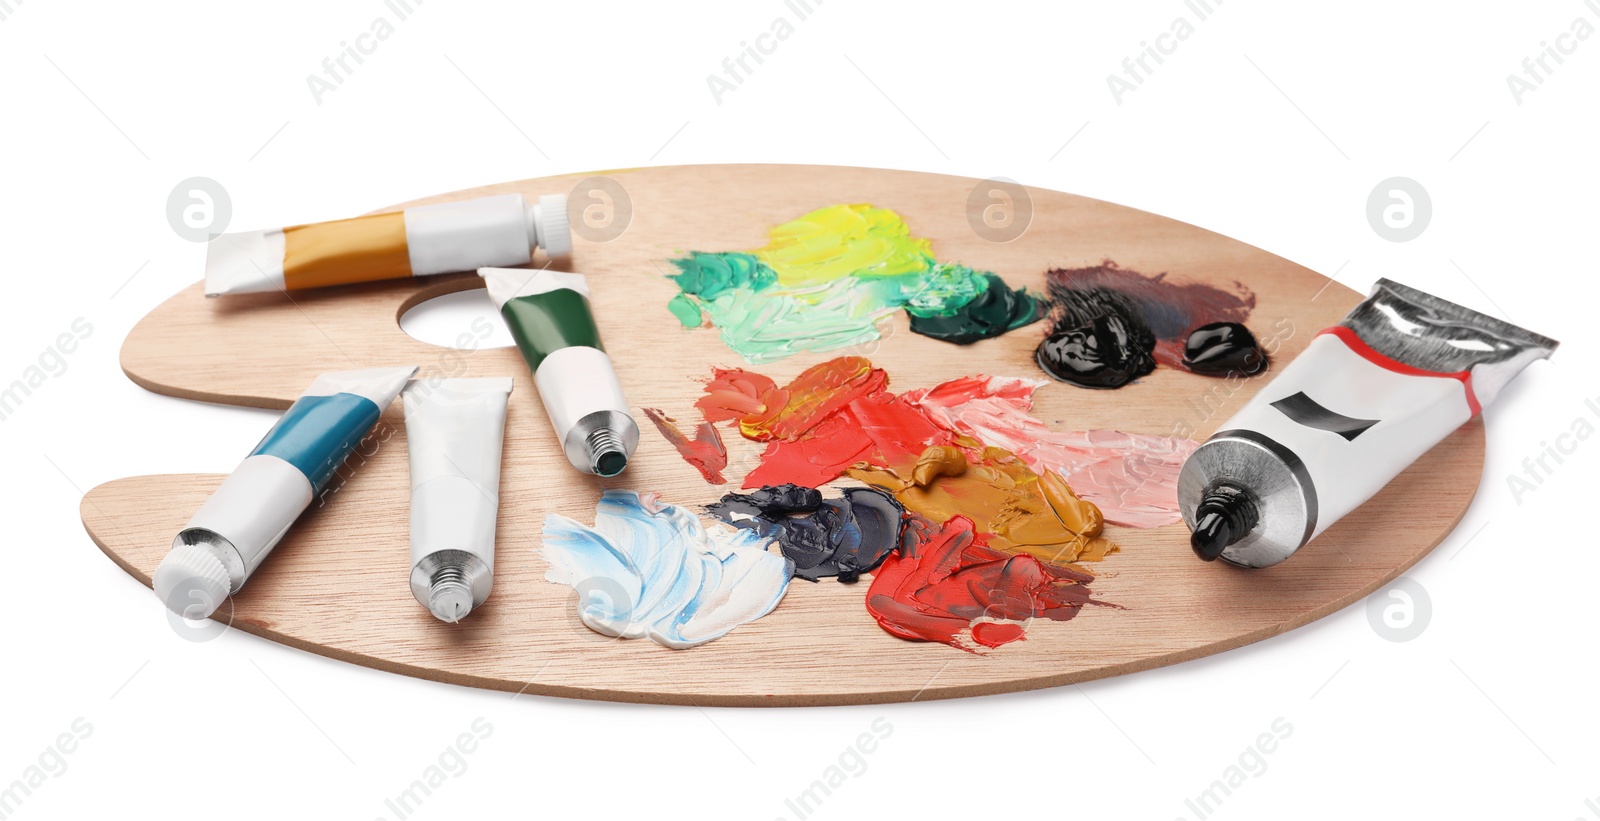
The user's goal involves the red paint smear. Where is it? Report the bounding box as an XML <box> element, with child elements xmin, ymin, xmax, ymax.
<box><xmin>698</xmin><ymin>357</ymin><xmax>886</xmax><ymax>442</ymax></box>
<box><xmin>1046</xmin><ymin>262</ymin><xmax>1256</xmax><ymax>371</ymax></box>
<box><xmin>841</xmin><ymin>390</ymin><xmax>950</xmax><ymax>467</ymax></box>
<box><xmin>696</xmin><ymin>368</ymin><xmax>782</xmax><ymax>426</ymax></box>
<box><xmin>642</xmin><ymin>408</ymin><xmax>729</xmax><ymax>485</ymax></box>
<box><xmin>698</xmin><ymin>357</ymin><xmax>950</xmax><ymax>489</ymax></box>
<box><xmin>744</xmin><ymin>414</ymin><xmax>874</xmax><ymax>489</ymax></box>
<box><xmin>742</xmin><ymin>398</ymin><xmax>951</xmax><ymax>489</ymax></box>
<box><xmin>866</xmin><ymin>515</ymin><xmax>1107</xmax><ymax>653</ymax></box>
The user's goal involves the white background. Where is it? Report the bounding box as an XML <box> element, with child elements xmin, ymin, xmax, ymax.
<box><xmin>2</xmin><ymin>1</ymin><xmax>1597</xmax><ymax>818</ymax></box>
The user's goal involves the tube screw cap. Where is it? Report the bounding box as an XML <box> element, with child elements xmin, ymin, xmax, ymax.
<box><xmin>1190</xmin><ymin>482</ymin><xmax>1259</xmax><ymax>562</ymax></box>
<box><xmin>153</xmin><ymin>544</ymin><xmax>231</xmax><ymax>620</ymax></box>
<box><xmin>535</xmin><ymin>194</ymin><xmax>573</xmax><ymax>259</ymax></box>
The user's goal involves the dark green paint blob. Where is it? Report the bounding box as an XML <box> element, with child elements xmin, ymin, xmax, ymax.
<box><xmin>501</xmin><ymin>288</ymin><xmax>603</xmax><ymax>372</ymax></box>
<box><xmin>907</xmin><ymin>273</ymin><xmax>1045</xmax><ymax>345</ymax></box>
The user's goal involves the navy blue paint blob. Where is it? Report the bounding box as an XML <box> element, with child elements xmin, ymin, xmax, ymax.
<box><xmin>706</xmin><ymin>484</ymin><xmax>907</xmax><ymax>583</ymax></box>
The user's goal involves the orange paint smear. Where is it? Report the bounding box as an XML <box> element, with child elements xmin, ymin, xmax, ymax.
<box><xmin>642</xmin><ymin>408</ymin><xmax>729</xmax><ymax>485</ymax></box>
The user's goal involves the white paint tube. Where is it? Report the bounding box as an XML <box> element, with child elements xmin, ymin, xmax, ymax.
<box><xmin>403</xmin><ymin>377</ymin><xmax>513</xmax><ymax>623</ymax></box>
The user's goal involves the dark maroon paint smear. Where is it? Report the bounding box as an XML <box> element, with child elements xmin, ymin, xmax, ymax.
<box><xmin>1045</xmin><ymin>261</ymin><xmax>1256</xmax><ymax>372</ymax></box>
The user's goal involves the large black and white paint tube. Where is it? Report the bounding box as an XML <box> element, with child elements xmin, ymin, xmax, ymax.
<box><xmin>1179</xmin><ymin>279</ymin><xmax>1557</xmax><ymax>568</ymax></box>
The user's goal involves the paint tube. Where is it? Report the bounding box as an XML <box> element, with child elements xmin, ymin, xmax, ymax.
<box><xmin>402</xmin><ymin>377</ymin><xmax>513</xmax><ymax>623</ymax></box>
<box><xmin>479</xmin><ymin>267</ymin><xmax>639</xmax><ymax>476</ymax></box>
<box><xmin>204</xmin><ymin>193</ymin><xmax>572</xmax><ymax>297</ymax></box>
<box><xmin>1179</xmin><ymin>279</ymin><xmax>1556</xmax><ymax>568</ymax></box>
<box><xmin>153</xmin><ymin>366</ymin><xmax>417</xmax><ymax>619</ymax></box>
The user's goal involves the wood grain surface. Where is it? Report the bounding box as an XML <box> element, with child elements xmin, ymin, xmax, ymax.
<box><xmin>79</xmin><ymin>165</ymin><xmax>1483</xmax><ymax>706</ymax></box>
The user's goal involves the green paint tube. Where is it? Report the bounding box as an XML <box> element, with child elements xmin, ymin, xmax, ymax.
<box><xmin>480</xmin><ymin>268</ymin><xmax>639</xmax><ymax>476</ymax></box>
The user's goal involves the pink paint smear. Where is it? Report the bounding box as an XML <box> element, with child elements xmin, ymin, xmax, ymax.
<box><xmin>903</xmin><ymin>375</ymin><xmax>1198</xmax><ymax>528</ymax></box>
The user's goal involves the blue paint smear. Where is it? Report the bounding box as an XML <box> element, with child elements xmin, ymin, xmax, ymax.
<box><xmin>250</xmin><ymin>392</ymin><xmax>382</xmax><ymax>493</ymax></box>
<box><xmin>542</xmin><ymin>490</ymin><xmax>793</xmax><ymax>649</ymax></box>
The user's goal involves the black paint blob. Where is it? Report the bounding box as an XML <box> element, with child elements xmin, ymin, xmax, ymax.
<box><xmin>706</xmin><ymin>484</ymin><xmax>907</xmax><ymax>583</ymax></box>
<box><xmin>1182</xmin><ymin>322</ymin><xmax>1267</xmax><ymax>377</ymax></box>
<box><xmin>1034</xmin><ymin>287</ymin><xmax>1157</xmax><ymax>389</ymax></box>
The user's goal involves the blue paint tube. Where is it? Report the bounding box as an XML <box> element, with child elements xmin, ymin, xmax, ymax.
<box><xmin>153</xmin><ymin>366</ymin><xmax>417</xmax><ymax>619</ymax></box>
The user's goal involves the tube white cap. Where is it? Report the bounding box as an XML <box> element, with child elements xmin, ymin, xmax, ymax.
<box><xmin>153</xmin><ymin>543</ymin><xmax>231</xmax><ymax>620</ymax></box>
<box><xmin>531</xmin><ymin>194</ymin><xmax>572</xmax><ymax>259</ymax></box>
<box><xmin>428</xmin><ymin>581</ymin><xmax>474</xmax><ymax>623</ymax></box>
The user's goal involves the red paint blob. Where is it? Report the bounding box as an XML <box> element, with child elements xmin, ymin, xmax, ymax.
<box><xmin>865</xmin><ymin>515</ymin><xmax>1107</xmax><ymax>653</ymax></box>
<box><xmin>643</xmin><ymin>408</ymin><xmax>729</xmax><ymax>484</ymax></box>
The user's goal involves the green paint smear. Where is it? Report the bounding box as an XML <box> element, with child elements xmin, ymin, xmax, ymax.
<box><xmin>670</xmin><ymin>251</ymin><xmax>775</xmax><ymax>300</ymax></box>
<box><xmin>665</xmin><ymin>204</ymin><xmax>1040</xmax><ymax>363</ymax></box>
<box><xmin>667</xmin><ymin>293</ymin><xmax>705</xmax><ymax>328</ymax></box>
<box><xmin>907</xmin><ymin>273</ymin><xmax>1046</xmax><ymax>345</ymax></box>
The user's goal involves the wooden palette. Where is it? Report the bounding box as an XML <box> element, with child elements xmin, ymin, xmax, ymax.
<box><xmin>80</xmin><ymin>165</ymin><xmax>1483</xmax><ymax>706</ymax></box>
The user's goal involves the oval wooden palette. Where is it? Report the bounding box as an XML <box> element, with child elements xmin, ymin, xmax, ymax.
<box><xmin>81</xmin><ymin>165</ymin><xmax>1483</xmax><ymax>706</ymax></box>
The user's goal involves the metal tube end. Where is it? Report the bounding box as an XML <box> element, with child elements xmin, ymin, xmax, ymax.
<box><xmin>585</xmin><ymin>427</ymin><xmax>629</xmax><ymax>477</ymax></box>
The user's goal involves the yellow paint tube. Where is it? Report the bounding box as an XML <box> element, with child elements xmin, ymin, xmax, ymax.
<box><xmin>204</xmin><ymin>193</ymin><xmax>571</xmax><ymax>296</ymax></box>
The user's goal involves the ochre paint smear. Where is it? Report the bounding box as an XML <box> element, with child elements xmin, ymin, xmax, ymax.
<box><xmin>905</xmin><ymin>375</ymin><xmax>1198</xmax><ymax>528</ymax></box>
<box><xmin>666</xmin><ymin>204</ymin><xmax>1041</xmax><ymax>363</ymax></box>
<box><xmin>849</xmin><ymin>444</ymin><xmax>1117</xmax><ymax>569</ymax></box>
<box><xmin>1044</xmin><ymin>261</ymin><xmax>1256</xmax><ymax>372</ymax></box>
<box><xmin>642</xmin><ymin>408</ymin><xmax>729</xmax><ymax>485</ymax></box>
<box><xmin>865</xmin><ymin>515</ymin><xmax>1113</xmax><ymax>653</ymax></box>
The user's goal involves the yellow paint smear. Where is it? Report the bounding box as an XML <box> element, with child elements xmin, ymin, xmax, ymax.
<box><xmin>755</xmin><ymin>204</ymin><xmax>933</xmax><ymax>287</ymax></box>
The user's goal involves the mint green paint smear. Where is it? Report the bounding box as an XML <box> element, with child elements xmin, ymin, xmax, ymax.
<box><xmin>663</xmin><ymin>204</ymin><xmax>1040</xmax><ymax>363</ymax></box>
<box><xmin>667</xmin><ymin>293</ymin><xmax>704</xmax><ymax>328</ymax></box>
